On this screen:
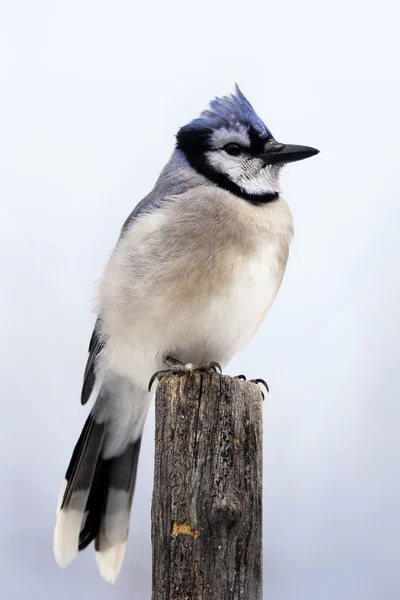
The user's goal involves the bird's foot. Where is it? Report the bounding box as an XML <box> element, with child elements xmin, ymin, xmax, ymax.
<box><xmin>234</xmin><ymin>374</ymin><xmax>269</xmax><ymax>399</ymax></box>
<box><xmin>148</xmin><ymin>356</ymin><xmax>222</xmax><ymax>392</ymax></box>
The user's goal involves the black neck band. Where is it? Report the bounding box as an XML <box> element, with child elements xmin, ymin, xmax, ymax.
<box><xmin>184</xmin><ymin>153</ymin><xmax>279</xmax><ymax>205</ymax></box>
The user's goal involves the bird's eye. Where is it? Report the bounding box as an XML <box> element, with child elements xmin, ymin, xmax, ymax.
<box><xmin>224</xmin><ymin>143</ymin><xmax>242</xmax><ymax>156</ymax></box>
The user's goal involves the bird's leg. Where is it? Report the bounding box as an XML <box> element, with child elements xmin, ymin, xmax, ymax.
<box><xmin>233</xmin><ymin>374</ymin><xmax>269</xmax><ymax>399</ymax></box>
<box><xmin>148</xmin><ymin>355</ymin><xmax>222</xmax><ymax>391</ymax></box>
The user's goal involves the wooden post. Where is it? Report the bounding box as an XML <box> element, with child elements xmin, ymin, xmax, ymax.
<box><xmin>151</xmin><ymin>371</ymin><xmax>263</xmax><ymax>600</ymax></box>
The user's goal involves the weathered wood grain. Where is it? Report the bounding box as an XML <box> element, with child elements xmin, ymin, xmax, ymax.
<box><xmin>152</xmin><ymin>371</ymin><xmax>263</xmax><ymax>600</ymax></box>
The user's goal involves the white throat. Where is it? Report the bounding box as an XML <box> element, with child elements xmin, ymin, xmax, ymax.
<box><xmin>237</xmin><ymin>167</ymin><xmax>281</xmax><ymax>196</ymax></box>
<box><xmin>206</xmin><ymin>151</ymin><xmax>281</xmax><ymax>196</ymax></box>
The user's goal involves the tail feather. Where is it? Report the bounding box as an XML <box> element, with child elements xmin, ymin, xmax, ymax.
<box><xmin>54</xmin><ymin>411</ymin><xmax>106</xmax><ymax>568</ymax></box>
<box><xmin>95</xmin><ymin>439</ymin><xmax>142</xmax><ymax>583</ymax></box>
<box><xmin>77</xmin><ymin>455</ymin><xmax>111</xmax><ymax>551</ymax></box>
<box><xmin>53</xmin><ymin>402</ymin><xmax>143</xmax><ymax>583</ymax></box>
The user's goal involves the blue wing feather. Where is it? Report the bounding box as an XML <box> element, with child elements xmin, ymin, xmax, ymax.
<box><xmin>81</xmin><ymin>149</ymin><xmax>200</xmax><ymax>403</ymax></box>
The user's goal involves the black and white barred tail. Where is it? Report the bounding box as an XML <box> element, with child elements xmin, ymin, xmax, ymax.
<box><xmin>53</xmin><ymin>402</ymin><xmax>142</xmax><ymax>583</ymax></box>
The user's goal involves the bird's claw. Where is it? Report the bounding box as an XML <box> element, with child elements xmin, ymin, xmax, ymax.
<box><xmin>206</xmin><ymin>361</ymin><xmax>223</xmax><ymax>374</ymax></box>
<box><xmin>250</xmin><ymin>377</ymin><xmax>269</xmax><ymax>399</ymax></box>
<box><xmin>234</xmin><ymin>374</ymin><xmax>269</xmax><ymax>399</ymax></box>
<box><xmin>148</xmin><ymin>370</ymin><xmax>170</xmax><ymax>392</ymax></box>
<box><xmin>148</xmin><ymin>358</ymin><xmax>223</xmax><ymax>392</ymax></box>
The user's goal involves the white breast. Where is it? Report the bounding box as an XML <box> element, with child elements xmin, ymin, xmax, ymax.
<box><xmin>162</xmin><ymin>239</ymin><xmax>283</xmax><ymax>368</ymax></box>
<box><xmin>98</xmin><ymin>190</ymin><xmax>293</xmax><ymax>388</ymax></box>
<box><xmin>217</xmin><ymin>241</ymin><xmax>283</xmax><ymax>355</ymax></box>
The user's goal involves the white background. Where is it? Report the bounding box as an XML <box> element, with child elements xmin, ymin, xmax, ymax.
<box><xmin>1</xmin><ymin>1</ymin><xmax>399</xmax><ymax>598</ymax></box>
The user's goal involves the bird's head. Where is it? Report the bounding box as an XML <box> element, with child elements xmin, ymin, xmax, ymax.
<box><xmin>176</xmin><ymin>85</ymin><xmax>319</xmax><ymax>203</ymax></box>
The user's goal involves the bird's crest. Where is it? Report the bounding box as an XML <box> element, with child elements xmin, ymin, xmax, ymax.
<box><xmin>183</xmin><ymin>84</ymin><xmax>272</xmax><ymax>140</ymax></box>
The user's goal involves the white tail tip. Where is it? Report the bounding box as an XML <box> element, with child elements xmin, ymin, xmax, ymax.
<box><xmin>95</xmin><ymin>541</ymin><xmax>127</xmax><ymax>583</ymax></box>
<box><xmin>53</xmin><ymin>480</ymin><xmax>85</xmax><ymax>568</ymax></box>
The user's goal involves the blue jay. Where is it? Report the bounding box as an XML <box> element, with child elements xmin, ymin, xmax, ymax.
<box><xmin>54</xmin><ymin>85</ymin><xmax>319</xmax><ymax>582</ymax></box>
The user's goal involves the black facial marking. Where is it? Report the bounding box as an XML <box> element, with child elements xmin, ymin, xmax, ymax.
<box><xmin>176</xmin><ymin>125</ymin><xmax>278</xmax><ymax>205</ymax></box>
<box><xmin>176</xmin><ymin>126</ymin><xmax>212</xmax><ymax>156</ymax></box>
<box><xmin>249</xmin><ymin>125</ymin><xmax>273</xmax><ymax>155</ymax></box>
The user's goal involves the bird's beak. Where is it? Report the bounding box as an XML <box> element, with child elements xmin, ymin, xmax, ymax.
<box><xmin>261</xmin><ymin>142</ymin><xmax>320</xmax><ymax>165</ymax></box>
